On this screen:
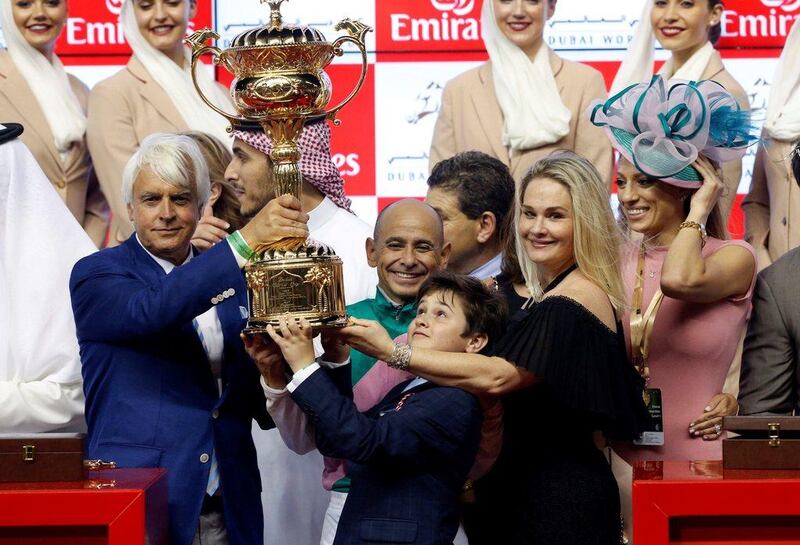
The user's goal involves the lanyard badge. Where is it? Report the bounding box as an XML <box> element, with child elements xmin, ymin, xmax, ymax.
<box><xmin>631</xmin><ymin>243</ymin><xmax>665</xmax><ymax>446</ymax></box>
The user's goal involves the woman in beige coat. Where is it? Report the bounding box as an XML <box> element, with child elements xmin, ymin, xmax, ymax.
<box><xmin>612</xmin><ymin>0</ymin><xmax>749</xmax><ymax>222</ymax></box>
<box><xmin>0</xmin><ymin>0</ymin><xmax>108</xmax><ymax>247</ymax></box>
<box><xmin>88</xmin><ymin>0</ymin><xmax>231</xmax><ymax>245</ymax></box>
<box><xmin>430</xmin><ymin>0</ymin><xmax>613</xmax><ymax>186</ymax></box>
<box><xmin>743</xmin><ymin>17</ymin><xmax>800</xmax><ymax>271</ymax></box>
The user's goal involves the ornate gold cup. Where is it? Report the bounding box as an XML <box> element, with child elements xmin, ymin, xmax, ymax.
<box><xmin>185</xmin><ymin>0</ymin><xmax>371</xmax><ymax>332</ymax></box>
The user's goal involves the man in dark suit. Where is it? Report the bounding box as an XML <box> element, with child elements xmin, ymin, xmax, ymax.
<box><xmin>251</xmin><ymin>272</ymin><xmax>507</xmax><ymax>545</ymax></box>
<box><xmin>739</xmin><ymin>141</ymin><xmax>800</xmax><ymax>416</ymax></box>
<box><xmin>69</xmin><ymin>133</ymin><xmax>308</xmax><ymax>545</ymax></box>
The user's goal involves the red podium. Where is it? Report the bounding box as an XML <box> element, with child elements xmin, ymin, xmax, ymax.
<box><xmin>633</xmin><ymin>461</ymin><xmax>800</xmax><ymax>545</ymax></box>
<box><xmin>0</xmin><ymin>468</ymin><xmax>168</xmax><ymax>545</ymax></box>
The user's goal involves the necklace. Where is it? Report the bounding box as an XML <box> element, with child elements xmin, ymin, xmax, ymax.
<box><xmin>543</xmin><ymin>263</ymin><xmax>578</xmax><ymax>293</ymax></box>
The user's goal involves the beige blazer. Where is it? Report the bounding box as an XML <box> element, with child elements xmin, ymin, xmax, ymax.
<box><xmin>430</xmin><ymin>50</ymin><xmax>613</xmax><ymax>185</ymax></box>
<box><xmin>87</xmin><ymin>57</ymin><xmax>193</xmax><ymax>245</ymax></box>
<box><xmin>0</xmin><ymin>50</ymin><xmax>108</xmax><ymax>247</ymax></box>
<box><xmin>742</xmin><ymin>137</ymin><xmax>799</xmax><ymax>271</ymax></box>
<box><xmin>700</xmin><ymin>51</ymin><xmax>751</xmax><ymax>223</ymax></box>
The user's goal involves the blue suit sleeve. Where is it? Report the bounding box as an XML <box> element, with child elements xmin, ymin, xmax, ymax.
<box><xmin>70</xmin><ymin>242</ymin><xmax>243</xmax><ymax>343</ymax></box>
<box><xmin>326</xmin><ymin>362</ymin><xmax>354</xmax><ymax>400</ymax></box>
<box><xmin>290</xmin><ymin>369</ymin><xmax>482</xmax><ymax>467</ymax></box>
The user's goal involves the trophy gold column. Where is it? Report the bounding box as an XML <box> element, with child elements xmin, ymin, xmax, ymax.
<box><xmin>185</xmin><ymin>0</ymin><xmax>371</xmax><ymax>332</ymax></box>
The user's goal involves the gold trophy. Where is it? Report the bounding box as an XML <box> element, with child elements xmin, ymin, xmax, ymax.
<box><xmin>185</xmin><ymin>0</ymin><xmax>371</xmax><ymax>332</ymax></box>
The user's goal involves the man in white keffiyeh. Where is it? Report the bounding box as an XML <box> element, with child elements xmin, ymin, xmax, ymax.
<box><xmin>226</xmin><ymin>120</ymin><xmax>377</xmax><ymax>545</ymax></box>
<box><xmin>742</xmin><ymin>15</ymin><xmax>800</xmax><ymax>270</ymax></box>
<box><xmin>87</xmin><ymin>0</ymin><xmax>232</xmax><ymax>246</ymax></box>
<box><xmin>612</xmin><ymin>0</ymin><xmax>749</xmax><ymax>221</ymax></box>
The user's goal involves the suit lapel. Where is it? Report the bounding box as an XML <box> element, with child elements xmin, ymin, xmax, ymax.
<box><xmin>471</xmin><ymin>62</ymin><xmax>510</xmax><ymax>164</ymax></box>
<box><xmin>0</xmin><ymin>52</ymin><xmax>60</xmax><ymax>166</ymax></box>
<box><xmin>128</xmin><ymin>57</ymin><xmax>187</xmax><ymax>130</ymax></box>
<box><xmin>126</xmin><ymin>236</ymin><xmax>210</xmax><ymax>362</ymax></box>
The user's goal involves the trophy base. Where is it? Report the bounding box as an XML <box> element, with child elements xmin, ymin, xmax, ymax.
<box><xmin>242</xmin><ymin>313</ymin><xmax>348</xmax><ymax>335</ymax></box>
<box><xmin>243</xmin><ymin>239</ymin><xmax>347</xmax><ymax>335</ymax></box>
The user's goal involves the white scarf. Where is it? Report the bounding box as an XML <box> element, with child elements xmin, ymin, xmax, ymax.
<box><xmin>481</xmin><ymin>0</ymin><xmax>570</xmax><ymax>151</ymax></box>
<box><xmin>0</xmin><ymin>0</ymin><xmax>86</xmax><ymax>154</ymax></box>
<box><xmin>0</xmin><ymin>132</ymin><xmax>95</xmax><ymax>388</ymax></box>
<box><xmin>611</xmin><ymin>0</ymin><xmax>715</xmax><ymax>94</ymax></box>
<box><xmin>764</xmin><ymin>16</ymin><xmax>800</xmax><ymax>141</ymax></box>
<box><xmin>120</xmin><ymin>0</ymin><xmax>232</xmax><ymax>146</ymax></box>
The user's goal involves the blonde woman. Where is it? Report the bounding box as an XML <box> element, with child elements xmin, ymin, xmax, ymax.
<box><xmin>0</xmin><ymin>0</ymin><xmax>108</xmax><ymax>247</ymax></box>
<box><xmin>341</xmin><ymin>151</ymin><xmax>647</xmax><ymax>545</ymax></box>
<box><xmin>430</xmin><ymin>0</ymin><xmax>612</xmax><ymax>185</ymax></box>
<box><xmin>87</xmin><ymin>0</ymin><xmax>231</xmax><ymax>246</ymax></box>
<box><xmin>182</xmin><ymin>131</ymin><xmax>246</xmax><ymax>252</ymax></box>
<box><xmin>612</xmin><ymin>0</ymin><xmax>749</xmax><ymax>220</ymax></box>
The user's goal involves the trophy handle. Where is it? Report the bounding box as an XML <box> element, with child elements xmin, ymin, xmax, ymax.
<box><xmin>185</xmin><ymin>30</ymin><xmax>249</xmax><ymax>129</ymax></box>
<box><xmin>325</xmin><ymin>20</ymin><xmax>372</xmax><ymax>125</ymax></box>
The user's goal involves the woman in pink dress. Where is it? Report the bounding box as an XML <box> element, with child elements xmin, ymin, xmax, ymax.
<box><xmin>590</xmin><ymin>76</ymin><xmax>757</xmax><ymax>462</ymax></box>
<box><xmin>590</xmin><ymin>76</ymin><xmax>759</xmax><ymax>461</ymax></box>
<box><xmin>590</xmin><ymin>75</ymin><xmax>759</xmax><ymax>542</ymax></box>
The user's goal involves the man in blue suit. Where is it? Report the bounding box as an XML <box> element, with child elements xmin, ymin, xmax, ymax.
<box><xmin>251</xmin><ymin>272</ymin><xmax>507</xmax><ymax>545</ymax></box>
<box><xmin>69</xmin><ymin>133</ymin><xmax>309</xmax><ymax>545</ymax></box>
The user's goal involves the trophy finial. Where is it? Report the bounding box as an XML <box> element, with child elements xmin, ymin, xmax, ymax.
<box><xmin>262</xmin><ymin>0</ymin><xmax>288</xmax><ymax>29</ymax></box>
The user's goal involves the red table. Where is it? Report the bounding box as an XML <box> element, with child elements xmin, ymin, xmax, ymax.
<box><xmin>633</xmin><ymin>461</ymin><xmax>800</xmax><ymax>545</ymax></box>
<box><xmin>0</xmin><ymin>468</ymin><xmax>167</xmax><ymax>545</ymax></box>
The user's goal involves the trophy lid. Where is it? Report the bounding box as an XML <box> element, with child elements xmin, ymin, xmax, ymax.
<box><xmin>231</xmin><ymin>0</ymin><xmax>327</xmax><ymax>48</ymax></box>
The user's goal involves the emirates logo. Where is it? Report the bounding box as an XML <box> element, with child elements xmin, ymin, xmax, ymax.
<box><xmin>761</xmin><ymin>0</ymin><xmax>800</xmax><ymax>10</ymax></box>
<box><xmin>431</xmin><ymin>0</ymin><xmax>475</xmax><ymax>16</ymax></box>
<box><xmin>106</xmin><ymin>0</ymin><xmax>124</xmax><ymax>15</ymax></box>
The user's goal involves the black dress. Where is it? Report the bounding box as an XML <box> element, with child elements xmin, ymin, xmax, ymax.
<box><xmin>494</xmin><ymin>272</ymin><xmax>528</xmax><ymax>313</ymax></box>
<box><xmin>466</xmin><ymin>296</ymin><xmax>647</xmax><ymax>545</ymax></box>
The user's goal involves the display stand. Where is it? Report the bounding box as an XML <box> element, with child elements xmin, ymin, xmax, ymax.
<box><xmin>0</xmin><ymin>468</ymin><xmax>167</xmax><ymax>545</ymax></box>
<box><xmin>633</xmin><ymin>460</ymin><xmax>800</xmax><ymax>545</ymax></box>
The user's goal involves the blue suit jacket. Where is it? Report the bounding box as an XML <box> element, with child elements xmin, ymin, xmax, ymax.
<box><xmin>70</xmin><ymin>237</ymin><xmax>272</xmax><ymax>545</ymax></box>
<box><xmin>291</xmin><ymin>367</ymin><xmax>482</xmax><ymax>545</ymax></box>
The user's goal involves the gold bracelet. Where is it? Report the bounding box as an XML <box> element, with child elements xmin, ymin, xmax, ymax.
<box><xmin>679</xmin><ymin>221</ymin><xmax>707</xmax><ymax>248</ymax></box>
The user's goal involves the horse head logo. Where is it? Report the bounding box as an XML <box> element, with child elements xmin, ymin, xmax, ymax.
<box><xmin>407</xmin><ymin>81</ymin><xmax>444</xmax><ymax>125</ymax></box>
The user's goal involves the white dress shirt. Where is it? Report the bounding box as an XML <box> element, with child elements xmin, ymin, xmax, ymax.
<box><xmin>469</xmin><ymin>253</ymin><xmax>503</xmax><ymax>280</ymax></box>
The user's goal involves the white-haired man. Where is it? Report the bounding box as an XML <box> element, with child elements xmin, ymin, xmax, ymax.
<box><xmin>70</xmin><ymin>133</ymin><xmax>308</xmax><ymax>545</ymax></box>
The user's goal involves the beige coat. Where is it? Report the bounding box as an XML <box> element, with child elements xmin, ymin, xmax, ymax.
<box><xmin>0</xmin><ymin>50</ymin><xmax>108</xmax><ymax>247</ymax></box>
<box><xmin>742</xmin><ymin>137</ymin><xmax>799</xmax><ymax>271</ymax></box>
<box><xmin>87</xmin><ymin>57</ymin><xmax>193</xmax><ymax>245</ymax></box>
<box><xmin>430</xmin><ymin>50</ymin><xmax>613</xmax><ymax>185</ymax></box>
<box><xmin>699</xmin><ymin>51</ymin><xmax>750</xmax><ymax>223</ymax></box>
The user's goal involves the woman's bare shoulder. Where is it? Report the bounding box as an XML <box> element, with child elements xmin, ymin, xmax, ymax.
<box><xmin>553</xmin><ymin>274</ymin><xmax>617</xmax><ymax>331</ymax></box>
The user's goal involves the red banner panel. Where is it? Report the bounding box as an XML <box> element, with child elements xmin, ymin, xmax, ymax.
<box><xmin>377</xmin><ymin>0</ymin><xmax>482</xmax><ymax>54</ymax></box>
<box><xmin>56</xmin><ymin>0</ymin><xmax>213</xmax><ymax>57</ymax></box>
<box><xmin>719</xmin><ymin>0</ymin><xmax>800</xmax><ymax>49</ymax></box>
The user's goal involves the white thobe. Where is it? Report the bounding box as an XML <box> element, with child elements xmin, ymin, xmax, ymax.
<box><xmin>0</xmin><ymin>135</ymin><xmax>96</xmax><ymax>432</ymax></box>
<box><xmin>253</xmin><ymin>196</ymin><xmax>377</xmax><ymax>545</ymax></box>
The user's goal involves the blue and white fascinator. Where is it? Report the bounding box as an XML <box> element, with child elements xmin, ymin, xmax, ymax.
<box><xmin>588</xmin><ymin>75</ymin><xmax>758</xmax><ymax>187</ymax></box>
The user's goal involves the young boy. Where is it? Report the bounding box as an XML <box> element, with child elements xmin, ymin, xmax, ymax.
<box><xmin>262</xmin><ymin>272</ymin><xmax>507</xmax><ymax>545</ymax></box>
